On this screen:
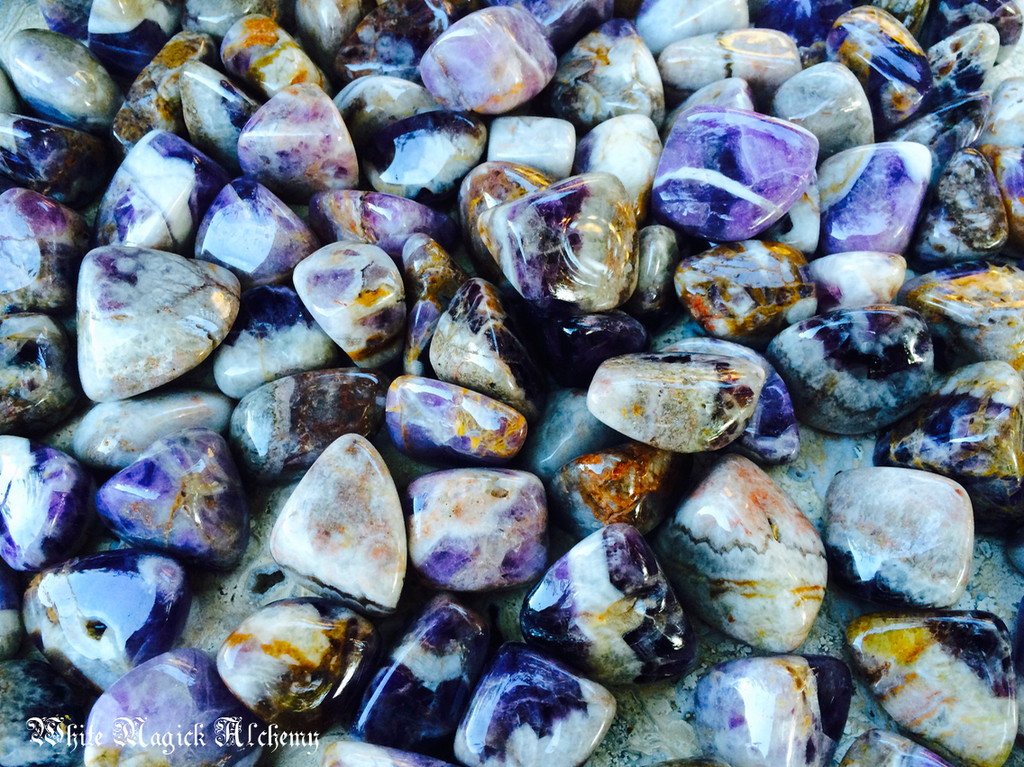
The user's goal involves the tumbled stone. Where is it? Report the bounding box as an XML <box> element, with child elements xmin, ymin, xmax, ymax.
<box><xmin>839</xmin><ymin>729</ymin><xmax>955</xmax><ymax>767</ymax></box>
<box><xmin>587</xmin><ymin>351</ymin><xmax>766</xmax><ymax>453</ymax></box>
<box><xmin>294</xmin><ymin>0</ymin><xmax>367</xmax><ymax>71</ymax></box>
<box><xmin>94</xmin><ymin>130</ymin><xmax>230</xmax><ymax>253</ymax></box>
<box><xmin>653</xmin><ymin>106</ymin><xmax>818</xmax><ymax>242</ymax></box>
<box><xmin>406</xmin><ymin>468</ymin><xmax>547</xmax><ymax>591</ymax></box>
<box><xmin>213</xmin><ymin>286</ymin><xmax>338</xmax><ymax>399</ymax></box>
<box><xmin>293</xmin><ymin>242</ymin><xmax>405</xmax><ymax>367</ymax></box>
<box><xmin>364</xmin><ymin>110</ymin><xmax>487</xmax><ymax>202</ymax></box>
<box><xmin>76</xmin><ymin>245</ymin><xmax>240</xmax><ymax>402</ymax></box>
<box><xmin>655</xmin><ymin>454</ymin><xmax>827</xmax><ymax>651</ymax></box>
<box><xmin>624</xmin><ymin>225</ymin><xmax>680</xmax><ymax>321</ymax></box>
<box><xmin>0</xmin><ymin>438</ymin><xmax>90</xmax><ymax>572</ymax></box>
<box><xmin>195</xmin><ymin>178</ymin><xmax>320</xmax><ymax>289</ymax></box>
<box><xmin>913</xmin><ymin>148</ymin><xmax>1008</xmax><ymax>265</ymax></box>
<box><xmin>522</xmin><ymin>523</ymin><xmax>695</xmax><ymax>684</ymax></box>
<box><xmin>826</xmin><ymin>6</ymin><xmax>932</xmax><ymax>132</ymax></box>
<box><xmin>847</xmin><ymin>611</ymin><xmax>1016</xmax><ymax>767</ymax></box>
<box><xmin>755</xmin><ymin>0</ymin><xmax>853</xmax><ymax>64</ymax></box>
<box><xmin>238</xmin><ymin>83</ymin><xmax>358</xmax><ymax>201</ymax></box>
<box><xmin>0</xmin><ymin>564</ymin><xmax>20</xmax><ymax>659</ymax></box>
<box><xmin>636</xmin><ymin>0</ymin><xmax>749</xmax><ymax>55</ymax></box>
<box><xmin>573</xmin><ymin>114</ymin><xmax>661</xmax><ymax>220</ymax></box>
<box><xmin>922</xmin><ymin>0</ymin><xmax>1023</xmax><ymax>62</ymax></box>
<box><xmin>818</xmin><ymin>142</ymin><xmax>932</xmax><ymax>255</ymax></box>
<box><xmin>486</xmin><ymin>116</ymin><xmax>576</xmax><ymax>181</ymax></box>
<box><xmin>696</xmin><ymin>655</ymin><xmax>852</xmax><ymax>767</ymax></box>
<box><xmin>230</xmin><ymin>368</ymin><xmax>387</xmax><ymax>481</ymax></box>
<box><xmin>322</xmin><ymin>742</ymin><xmax>457</xmax><ymax>767</ymax></box>
<box><xmin>890</xmin><ymin>92</ymin><xmax>990</xmax><ymax>183</ymax></box>
<box><xmin>185</xmin><ymin>0</ymin><xmax>283</xmax><ymax>37</ymax></box>
<box><xmin>96</xmin><ymin>428</ymin><xmax>249</xmax><ymax>569</ymax></box>
<box><xmin>825</xmin><ymin>467</ymin><xmax>973</xmax><ymax>607</ymax></box>
<box><xmin>980</xmin><ymin>144</ymin><xmax>1024</xmax><ymax>252</ymax></box>
<box><xmin>2</xmin><ymin>28</ymin><xmax>121</xmax><ymax>133</ymax></box>
<box><xmin>770</xmin><ymin>62</ymin><xmax>874</xmax><ymax>160</ymax></box>
<box><xmin>874</xmin><ymin>360</ymin><xmax>1024</xmax><ymax>519</ymax></box>
<box><xmin>180</xmin><ymin>60</ymin><xmax>260</xmax><ymax>172</ymax></box>
<box><xmin>928</xmin><ymin>23</ymin><xmax>1001</xmax><ymax>108</ymax></box>
<box><xmin>87</xmin><ymin>0</ymin><xmax>180</xmax><ymax>79</ymax></box>
<box><xmin>24</xmin><ymin>550</ymin><xmax>191</xmax><ymax>692</ymax></box>
<box><xmin>0</xmin><ymin>114</ymin><xmax>108</xmax><ymax>207</ymax></box>
<box><xmin>658</xmin><ymin>29</ymin><xmax>802</xmax><ymax>107</ymax></box>
<box><xmin>400</xmin><ymin>233</ymin><xmax>467</xmax><ymax>376</ymax></box>
<box><xmin>0</xmin><ymin>659</ymin><xmax>84</xmax><ymax>767</ymax></box>
<box><xmin>519</xmin><ymin>388</ymin><xmax>618</xmax><ymax>481</ymax></box>
<box><xmin>220</xmin><ymin>14</ymin><xmax>324</xmax><ymax>99</ymax></box>
<box><xmin>549</xmin><ymin>19</ymin><xmax>663</xmax><ymax>132</ymax></box>
<box><xmin>762</xmin><ymin>175</ymin><xmax>821</xmax><ymax>255</ymax></box>
<box><xmin>355</xmin><ymin>594</ymin><xmax>489</xmax><ymax>751</ymax></box>
<box><xmin>531</xmin><ymin>310</ymin><xmax>648</xmax><ymax>388</ymax></box>
<box><xmin>454</xmin><ymin>643</ymin><xmax>615</xmax><ymax>767</ymax></box>
<box><xmin>37</xmin><ymin>0</ymin><xmax>91</xmax><ymax>40</ymax></box>
<box><xmin>489</xmin><ymin>0</ymin><xmax>613</xmax><ymax>52</ymax></box>
<box><xmin>0</xmin><ymin>188</ymin><xmax>89</xmax><ymax>316</ymax></box>
<box><xmin>73</xmin><ymin>389</ymin><xmax>233</xmax><ymax>469</ymax></box>
<box><xmin>672</xmin><ymin>76</ymin><xmax>755</xmax><ymax>116</ymax></box>
<box><xmin>420</xmin><ymin>7</ymin><xmax>557</xmax><ymax>114</ymax></box>
<box><xmin>270</xmin><ymin>433</ymin><xmax>405</xmax><ymax>613</ymax></box>
<box><xmin>85</xmin><ymin>648</ymin><xmax>261</xmax><ymax>767</ymax></box>
<box><xmin>333</xmin><ymin>74</ymin><xmax>440</xmax><ymax>147</ymax></box>
<box><xmin>217</xmin><ymin>597</ymin><xmax>378</xmax><ymax>727</ymax></box>
<box><xmin>386</xmin><ymin>375</ymin><xmax>528</xmax><ymax>466</ymax></box>
<box><xmin>429</xmin><ymin>278</ymin><xmax>545</xmax><ymax>421</ymax></box>
<box><xmin>807</xmin><ymin>252</ymin><xmax>907</xmax><ymax>312</ymax></box>
<box><xmin>311</xmin><ymin>189</ymin><xmax>460</xmax><ymax>258</ymax></box>
<box><xmin>0</xmin><ymin>312</ymin><xmax>77</xmax><ymax>435</ymax></box>
<box><xmin>980</xmin><ymin>77</ymin><xmax>1024</xmax><ymax>146</ymax></box>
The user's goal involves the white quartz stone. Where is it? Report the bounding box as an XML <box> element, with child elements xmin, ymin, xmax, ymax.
<box><xmin>487</xmin><ymin>116</ymin><xmax>576</xmax><ymax>180</ymax></box>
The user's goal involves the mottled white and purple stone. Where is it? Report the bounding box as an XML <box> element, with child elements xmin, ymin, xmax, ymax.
<box><xmin>37</xmin><ymin>0</ymin><xmax>92</xmax><ymax>40</ymax></box>
<box><xmin>400</xmin><ymin>233</ymin><xmax>467</xmax><ymax>376</ymax></box>
<box><xmin>180</xmin><ymin>60</ymin><xmax>261</xmax><ymax>172</ymax></box>
<box><xmin>237</xmin><ymin>83</ymin><xmax>359</xmax><ymax>201</ymax></box>
<box><xmin>807</xmin><ymin>251</ymin><xmax>907</xmax><ymax>313</ymax></box>
<box><xmin>95</xmin><ymin>428</ymin><xmax>249</xmax><ymax>569</ymax></box>
<box><xmin>839</xmin><ymin>729</ymin><xmax>955</xmax><ymax>767</ymax></box>
<box><xmin>928</xmin><ymin>23</ymin><xmax>1001</xmax><ymax>109</ymax></box>
<box><xmin>420</xmin><ymin>7</ymin><xmax>557</xmax><ymax>114</ymax></box>
<box><xmin>486</xmin><ymin>116</ymin><xmax>576</xmax><ymax>180</ymax></box>
<box><xmin>652</xmin><ymin>106</ymin><xmax>819</xmax><ymax>241</ymax></box>
<box><xmin>23</xmin><ymin>550</ymin><xmax>191</xmax><ymax>692</ymax></box>
<box><xmin>979</xmin><ymin>77</ymin><xmax>1024</xmax><ymax>146</ymax></box>
<box><xmin>0</xmin><ymin>563</ymin><xmax>21</xmax><ymax>659</ymax></box>
<box><xmin>573</xmin><ymin>114</ymin><xmax>662</xmax><ymax>221</ymax></box>
<box><xmin>85</xmin><ymin>648</ymin><xmax>261</xmax><ymax>767</ymax></box>
<box><xmin>761</xmin><ymin>174</ymin><xmax>821</xmax><ymax>256</ymax></box>
<box><xmin>981</xmin><ymin>145</ymin><xmax>1024</xmax><ymax>252</ymax></box>
<box><xmin>454</xmin><ymin>643</ymin><xmax>615</xmax><ymax>767</ymax></box>
<box><xmin>487</xmin><ymin>0</ymin><xmax>613</xmax><ymax>51</ymax></box>
<box><xmin>636</xmin><ymin>0</ymin><xmax>749</xmax><ymax>55</ymax></box>
<box><xmin>93</xmin><ymin>130</ymin><xmax>230</xmax><ymax>254</ymax></box>
<box><xmin>754</xmin><ymin>0</ymin><xmax>852</xmax><ymax>64</ymax></box>
<box><xmin>333</xmin><ymin>74</ymin><xmax>441</xmax><ymax>147</ymax></box>
<box><xmin>889</xmin><ymin>92</ymin><xmax>990</xmax><ymax>185</ymax></box>
<box><xmin>322</xmin><ymin>742</ymin><xmax>457</xmax><ymax>767</ymax></box>
<box><xmin>270</xmin><ymin>434</ymin><xmax>406</xmax><ymax>614</ymax></box>
<box><xmin>76</xmin><ymin>245</ymin><xmax>241</xmax><ymax>402</ymax></box>
<box><xmin>922</xmin><ymin>0</ymin><xmax>1023</xmax><ymax>62</ymax></box>
<box><xmin>0</xmin><ymin>437</ymin><xmax>90</xmax><ymax>573</ymax></box>
<box><xmin>405</xmin><ymin>468</ymin><xmax>547</xmax><ymax>592</ymax></box>
<box><xmin>355</xmin><ymin>594</ymin><xmax>489</xmax><ymax>752</ymax></box>
<box><xmin>220</xmin><ymin>14</ymin><xmax>324</xmax><ymax>99</ymax></box>
<box><xmin>521</xmin><ymin>523</ymin><xmax>696</xmax><ymax>685</ymax></box>
<box><xmin>87</xmin><ymin>0</ymin><xmax>180</xmax><ymax>79</ymax></box>
<box><xmin>195</xmin><ymin>178</ymin><xmax>320</xmax><ymax>289</ymax></box>
<box><xmin>0</xmin><ymin>312</ymin><xmax>77</xmax><ymax>435</ymax></box>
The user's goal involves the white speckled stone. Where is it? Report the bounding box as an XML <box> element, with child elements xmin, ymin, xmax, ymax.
<box><xmin>807</xmin><ymin>252</ymin><xmax>907</xmax><ymax>313</ymax></box>
<box><xmin>486</xmin><ymin>116</ymin><xmax>576</xmax><ymax>180</ymax></box>
<box><xmin>979</xmin><ymin>76</ymin><xmax>1024</xmax><ymax>146</ymax></box>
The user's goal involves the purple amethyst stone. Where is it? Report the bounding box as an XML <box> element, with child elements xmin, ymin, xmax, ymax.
<box><xmin>530</xmin><ymin>310</ymin><xmax>648</xmax><ymax>388</ymax></box>
<box><xmin>486</xmin><ymin>0</ymin><xmax>614</xmax><ymax>51</ymax></box>
<box><xmin>755</xmin><ymin>0</ymin><xmax>853</xmax><ymax>64</ymax></box>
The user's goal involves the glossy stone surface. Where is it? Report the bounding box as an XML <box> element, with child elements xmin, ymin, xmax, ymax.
<box><xmin>386</xmin><ymin>375</ymin><xmax>528</xmax><ymax>466</ymax></box>
<box><xmin>0</xmin><ymin>187</ymin><xmax>88</xmax><ymax>316</ymax></box>
<box><xmin>770</xmin><ymin>62</ymin><xmax>874</xmax><ymax>160</ymax></box>
<box><xmin>420</xmin><ymin>7</ymin><xmax>557</xmax><ymax>114</ymax></box>
<box><xmin>0</xmin><ymin>312</ymin><xmax>77</xmax><ymax>435</ymax></box>
<box><xmin>24</xmin><ymin>550</ymin><xmax>191</xmax><ymax>692</ymax></box>
<box><xmin>587</xmin><ymin>351</ymin><xmax>765</xmax><ymax>453</ymax></box>
<box><xmin>180</xmin><ymin>60</ymin><xmax>260</xmax><ymax>172</ymax></box>
<box><xmin>923</xmin><ymin>0</ymin><xmax>1023</xmax><ymax>62</ymax></box>
<box><xmin>826</xmin><ymin>6</ymin><xmax>932</xmax><ymax>132</ymax></box>
<box><xmin>73</xmin><ymin>389</ymin><xmax>233</xmax><ymax>470</ymax></box>
<box><xmin>270</xmin><ymin>433</ymin><xmax>405</xmax><ymax>613</ymax></box>
<box><xmin>485</xmin><ymin>116</ymin><xmax>576</xmax><ymax>181</ymax></box>
<box><xmin>890</xmin><ymin>93</ymin><xmax>990</xmax><ymax>184</ymax></box>
<box><xmin>87</xmin><ymin>0</ymin><xmax>180</xmax><ymax>79</ymax></box>
<box><xmin>0</xmin><ymin>563</ymin><xmax>20</xmax><ymax>659</ymax></box>
<box><xmin>37</xmin><ymin>0</ymin><xmax>91</xmax><ymax>40</ymax></box>
<box><xmin>220</xmin><ymin>14</ymin><xmax>324</xmax><ymax>99</ymax></box>
<box><xmin>479</xmin><ymin>172</ymin><xmax>636</xmax><ymax>313</ymax></box>
<box><xmin>112</xmin><ymin>31</ymin><xmax>218</xmax><ymax>152</ymax></box>
<box><xmin>980</xmin><ymin>77</ymin><xmax>1024</xmax><ymax>147</ymax></box>
<box><xmin>429</xmin><ymin>278</ymin><xmax>545</xmax><ymax>421</ymax></box>
<box><xmin>217</xmin><ymin>597</ymin><xmax>378</xmax><ymax>727</ymax></box>
<box><xmin>928</xmin><ymin>23</ymin><xmax>1001</xmax><ymax>108</ymax></box>
<box><xmin>519</xmin><ymin>388</ymin><xmax>618</xmax><ymax>481</ymax></box>
<box><xmin>839</xmin><ymin>729</ymin><xmax>955</xmax><ymax>767</ymax></box>
<box><xmin>0</xmin><ymin>438</ymin><xmax>90</xmax><ymax>572</ymax></box>
<box><xmin>333</xmin><ymin>74</ymin><xmax>440</xmax><ymax>147</ymax></box>
<box><xmin>573</xmin><ymin>114</ymin><xmax>661</xmax><ymax>221</ymax></box>
<box><xmin>762</xmin><ymin>175</ymin><xmax>821</xmax><ymax>256</ymax></box>
<box><xmin>293</xmin><ymin>242</ymin><xmax>405</xmax><ymax>367</ymax></box>
<box><xmin>96</xmin><ymin>428</ymin><xmax>249</xmax><ymax>569</ymax></box>
<box><xmin>0</xmin><ymin>113</ymin><xmax>108</xmax><ymax>207</ymax></box>
<box><xmin>847</xmin><ymin>611</ymin><xmax>1017</xmax><ymax>767</ymax></box>
<box><xmin>400</xmin><ymin>233</ymin><xmax>467</xmax><ymax>376</ymax></box>
<box><xmin>311</xmin><ymin>189</ymin><xmax>460</xmax><ymax>258</ymax></box>
<box><xmin>94</xmin><ymin>130</ymin><xmax>230</xmax><ymax>253</ymax></box>
<box><xmin>652</xmin><ymin>107</ymin><xmax>818</xmax><ymax>242</ymax></box>
<box><xmin>195</xmin><ymin>178</ymin><xmax>319</xmax><ymax>289</ymax></box>
<box><xmin>230</xmin><ymin>368</ymin><xmax>387</xmax><ymax>481</ymax></box>
<box><xmin>875</xmin><ymin>360</ymin><xmax>1024</xmax><ymax>519</ymax></box>
<box><xmin>85</xmin><ymin>648</ymin><xmax>261</xmax><ymax>767</ymax></box>
<box><xmin>184</xmin><ymin>0</ymin><xmax>285</xmax><ymax>37</ymax></box>
<box><xmin>825</xmin><ymin>467</ymin><xmax>973</xmax><ymax>607</ymax></box>
<box><xmin>522</xmin><ymin>523</ymin><xmax>695</xmax><ymax>685</ymax></box>
<box><xmin>213</xmin><ymin>286</ymin><xmax>339</xmax><ymax>399</ymax></box>
<box><xmin>672</xmin><ymin>76</ymin><xmax>755</xmax><ymax>115</ymax></box>
<box><xmin>818</xmin><ymin>142</ymin><xmax>932</xmax><ymax>256</ymax></box>
<box><xmin>625</xmin><ymin>224</ymin><xmax>680</xmax><ymax>321</ymax></box>
<box><xmin>489</xmin><ymin>0</ymin><xmax>613</xmax><ymax>52</ymax></box>
<box><xmin>531</xmin><ymin>310</ymin><xmax>648</xmax><ymax>389</ymax></box>
<box><xmin>696</xmin><ymin>655</ymin><xmax>853</xmax><ymax>767</ymax></box>
<box><xmin>364</xmin><ymin>110</ymin><xmax>487</xmax><ymax>202</ymax></box>
<box><xmin>2</xmin><ymin>28</ymin><xmax>120</xmax><ymax>133</ymax></box>
<box><xmin>405</xmin><ymin>468</ymin><xmax>547</xmax><ymax>592</ymax></box>
<box><xmin>454</xmin><ymin>643</ymin><xmax>615</xmax><ymax>767</ymax></box>
<box><xmin>636</xmin><ymin>0</ymin><xmax>749</xmax><ymax>55</ymax></box>
<box><xmin>0</xmin><ymin>659</ymin><xmax>84</xmax><ymax>767</ymax></box>
<box><xmin>754</xmin><ymin>0</ymin><xmax>853</xmax><ymax>64</ymax></box>
<box><xmin>806</xmin><ymin>251</ymin><xmax>905</xmax><ymax>314</ymax></box>
<box><xmin>355</xmin><ymin>594</ymin><xmax>489</xmax><ymax>752</ymax></box>
<box><xmin>294</xmin><ymin>0</ymin><xmax>366</xmax><ymax>71</ymax></box>
<box><xmin>655</xmin><ymin>454</ymin><xmax>827</xmax><ymax>652</ymax></box>
<box><xmin>76</xmin><ymin>245</ymin><xmax>240</xmax><ymax>402</ymax></box>
<box><xmin>323</xmin><ymin>742</ymin><xmax>457</xmax><ymax>767</ymax></box>
<box><xmin>980</xmin><ymin>144</ymin><xmax>1024</xmax><ymax>252</ymax></box>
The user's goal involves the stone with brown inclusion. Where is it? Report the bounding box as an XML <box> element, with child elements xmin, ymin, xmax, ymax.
<box><xmin>220</xmin><ymin>13</ymin><xmax>325</xmax><ymax>99</ymax></box>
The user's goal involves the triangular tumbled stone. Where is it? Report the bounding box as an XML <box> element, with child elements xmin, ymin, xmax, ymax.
<box><xmin>270</xmin><ymin>433</ymin><xmax>406</xmax><ymax>614</ymax></box>
<box><xmin>77</xmin><ymin>245</ymin><xmax>240</xmax><ymax>402</ymax></box>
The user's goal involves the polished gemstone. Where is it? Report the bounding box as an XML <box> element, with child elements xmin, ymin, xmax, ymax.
<box><xmin>530</xmin><ymin>310</ymin><xmax>648</xmax><ymax>388</ymax></box>
<box><xmin>180</xmin><ymin>60</ymin><xmax>260</xmax><ymax>172</ymax></box>
<box><xmin>636</xmin><ymin>0</ymin><xmax>749</xmax><ymax>55</ymax></box>
<box><xmin>333</xmin><ymin>74</ymin><xmax>440</xmax><ymax>147</ymax></box>
<box><xmin>980</xmin><ymin>145</ymin><xmax>1024</xmax><ymax>252</ymax></box>
<box><xmin>87</xmin><ymin>0</ymin><xmax>181</xmax><ymax>79</ymax></box>
<box><xmin>839</xmin><ymin>729</ymin><xmax>955</xmax><ymax>767</ymax></box>
<box><xmin>293</xmin><ymin>0</ymin><xmax>365</xmax><ymax>71</ymax></box>
<box><xmin>979</xmin><ymin>76</ymin><xmax>1024</xmax><ymax>146</ymax></box>
<box><xmin>37</xmin><ymin>0</ymin><xmax>91</xmax><ymax>40</ymax></box>
<box><xmin>807</xmin><ymin>252</ymin><xmax>907</xmax><ymax>312</ymax></box>
<box><xmin>220</xmin><ymin>13</ymin><xmax>324</xmax><ymax>99</ymax></box>
<box><xmin>889</xmin><ymin>93</ymin><xmax>991</xmax><ymax>184</ymax></box>
<box><xmin>923</xmin><ymin>0</ymin><xmax>1023</xmax><ymax>62</ymax></box>
<box><xmin>184</xmin><ymin>0</ymin><xmax>284</xmax><ymax>37</ymax></box>
<box><xmin>928</xmin><ymin>23</ymin><xmax>1001</xmax><ymax>108</ymax></box>
<box><xmin>755</xmin><ymin>0</ymin><xmax>853</xmax><ymax>64</ymax></box>
<box><xmin>488</xmin><ymin>0</ymin><xmax>613</xmax><ymax>52</ymax></box>
<box><xmin>400</xmin><ymin>233</ymin><xmax>467</xmax><ymax>376</ymax></box>
<box><xmin>519</xmin><ymin>388</ymin><xmax>618</xmax><ymax>481</ymax></box>
<box><xmin>485</xmin><ymin>116</ymin><xmax>576</xmax><ymax>181</ymax></box>
<box><xmin>625</xmin><ymin>224</ymin><xmax>681</xmax><ymax>321</ymax></box>
<box><xmin>0</xmin><ymin>312</ymin><xmax>77</xmax><ymax>435</ymax></box>
<box><xmin>322</xmin><ymin>742</ymin><xmax>457</xmax><ymax>767</ymax></box>
<box><xmin>573</xmin><ymin>114</ymin><xmax>662</xmax><ymax>220</ymax></box>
